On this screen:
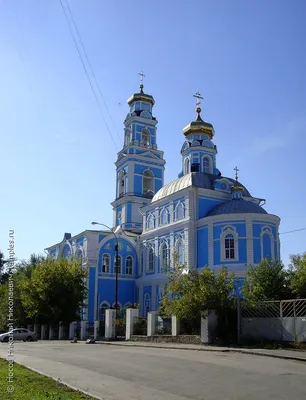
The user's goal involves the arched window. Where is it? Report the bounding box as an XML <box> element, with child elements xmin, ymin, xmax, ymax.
<box><xmin>118</xmin><ymin>171</ymin><xmax>125</xmax><ymax>197</ymax></box>
<box><xmin>115</xmin><ymin>255</ymin><xmax>122</xmax><ymax>274</ymax></box>
<box><xmin>224</xmin><ymin>234</ymin><xmax>235</xmax><ymax>259</ymax></box>
<box><xmin>143</xmin><ymin>170</ymin><xmax>154</xmax><ymax>196</ymax></box>
<box><xmin>141</xmin><ymin>128</ymin><xmax>150</xmax><ymax>146</ymax></box>
<box><xmin>75</xmin><ymin>248</ymin><xmax>83</xmax><ymax>262</ymax></box>
<box><xmin>124</xmin><ymin>127</ymin><xmax>132</xmax><ymax>146</ymax></box>
<box><xmin>176</xmin><ymin>239</ymin><xmax>184</xmax><ymax>267</ymax></box>
<box><xmin>161</xmin><ymin>243</ymin><xmax>169</xmax><ymax>268</ymax></box>
<box><xmin>175</xmin><ymin>202</ymin><xmax>184</xmax><ymax>220</ymax></box>
<box><xmin>125</xmin><ymin>256</ymin><xmax>133</xmax><ymax>275</ymax></box>
<box><xmin>261</xmin><ymin>227</ymin><xmax>274</xmax><ymax>260</ymax></box>
<box><xmin>184</xmin><ymin>158</ymin><xmax>190</xmax><ymax>175</ymax></box>
<box><xmin>62</xmin><ymin>244</ymin><xmax>71</xmax><ymax>259</ymax></box>
<box><xmin>102</xmin><ymin>254</ymin><xmax>110</xmax><ymax>273</ymax></box>
<box><xmin>203</xmin><ymin>157</ymin><xmax>211</xmax><ymax>173</ymax></box>
<box><xmin>160</xmin><ymin>208</ymin><xmax>168</xmax><ymax>225</ymax></box>
<box><xmin>147</xmin><ymin>214</ymin><xmax>155</xmax><ymax>230</ymax></box>
<box><xmin>148</xmin><ymin>247</ymin><xmax>154</xmax><ymax>272</ymax></box>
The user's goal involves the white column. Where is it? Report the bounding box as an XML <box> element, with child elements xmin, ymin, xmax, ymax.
<box><xmin>201</xmin><ymin>310</ymin><xmax>217</xmax><ymax>344</ymax></box>
<box><xmin>80</xmin><ymin>321</ymin><xmax>87</xmax><ymax>340</ymax></box>
<box><xmin>171</xmin><ymin>315</ymin><xmax>180</xmax><ymax>336</ymax></box>
<box><xmin>41</xmin><ymin>325</ymin><xmax>46</xmax><ymax>340</ymax></box>
<box><xmin>105</xmin><ymin>309</ymin><xmax>116</xmax><ymax>340</ymax></box>
<box><xmin>59</xmin><ymin>322</ymin><xmax>64</xmax><ymax>340</ymax></box>
<box><xmin>69</xmin><ymin>322</ymin><xmax>76</xmax><ymax>339</ymax></box>
<box><xmin>49</xmin><ymin>326</ymin><xmax>54</xmax><ymax>340</ymax></box>
<box><xmin>126</xmin><ymin>308</ymin><xmax>139</xmax><ymax>340</ymax></box>
<box><xmin>147</xmin><ymin>311</ymin><xmax>157</xmax><ymax>336</ymax></box>
<box><xmin>94</xmin><ymin>321</ymin><xmax>100</xmax><ymax>340</ymax></box>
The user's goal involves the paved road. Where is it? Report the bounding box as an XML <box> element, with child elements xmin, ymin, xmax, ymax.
<box><xmin>1</xmin><ymin>341</ymin><xmax>306</xmax><ymax>400</ymax></box>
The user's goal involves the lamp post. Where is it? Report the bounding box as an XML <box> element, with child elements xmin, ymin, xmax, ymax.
<box><xmin>91</xmin><ymin>222</ymin><xmax>119</xmax><ymax>339</ymax></box>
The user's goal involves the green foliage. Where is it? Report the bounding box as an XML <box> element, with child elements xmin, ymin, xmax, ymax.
<box><xmin>0</xmin><ymin>250</ymin><xmax>9</xmax><ymax>285</ymax></box>
<box><xmin>242</xmin><ymin>258</ymin><xmax>292</xmax><ymax>302</ymax></box>
<box><xmin>289</xmin><ymin>253</ymin><xmax>306</xmax><ymax>298</ymax></box>
<box><xmin>19</xmin><ymin>258</ymin><xmax>88</xmax><ymax>325</ymax></box>
<box><xmin>159</xmin><ymin>265</ymin><xmax>236</xmax><ymax>320</ymax></box>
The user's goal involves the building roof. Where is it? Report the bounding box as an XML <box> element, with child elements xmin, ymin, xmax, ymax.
<box><xmin>207</xmin><ymin>198</ymin><xmax>267</xmax><ymax>216</ymax></box>
<box><xmin>151</xmin><ymin>172</ymin><xmax>251</xmax><ymax>202</ymax></box>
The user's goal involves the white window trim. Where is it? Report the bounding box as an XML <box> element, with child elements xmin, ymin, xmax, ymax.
<box><xmin>175</xmin><ymin>238</ymin><xmax>185</xmax><ymax>267</ymax></box>
<box><xmin>220</xmin><ymin>226</ymin><xmax>239</xmax><ymax>262</ymax></box>
<box><xmin>147</xmin><ymin>245</ymin><xmax>154</xmax><ymax>272</ymax></box>
<box><xmin>115</xmin><ymin>255</ymin><xmax>122</xmax><ymax>274</ymax></box>
<box><xmin>202</xmin><ymin>155</ymin><xmax>213</xmax><ymax>174</ymax></box>
<box><xmin>146</xmin><ymin>213</ymin><xmax>155</xmax><ymax>230</ymax></box>
<box><xmin>175</xmin><ymin>202</ymin><xmax>185</xmax><ymax>221</ymax></box>
<box><xmin>184</xmin><ymin>158</ymin><xmax>190</xmax><ymax>174</ymax></box>
<box><xmin>143</xmin><ymin>169</ymin><xmax>154</xmax><ymax>196</ymax></box>
<box><xmin>160</xmin><ymin>241</ymin><xmax>169</xmax><ymax>269</ymax></box>
<box><xmin>125</xmin><ymin>256</ymin><xmax>133</xmax><ymax>275</ymax></box>
<box><xmin>260</xmin><ymin>226</ymin><xmax>275</xmax><ymax>260</ymax></box>
<box><xmin>102</xmin><ymin>253</ymin><xmax>111</xmax><ymax>273</ymax></box>
<box><xmin>160</xmin><ymin>207</ymin><xmax>169</xmax><ymax>225</ymax></box>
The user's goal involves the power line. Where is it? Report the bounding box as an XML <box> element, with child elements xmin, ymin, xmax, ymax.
<box><xmin>63</xmin><ymin>0</ymin><xmax>122</xmax><ymax>144</ymax></box>
<box><xmin>279</xmin><ymin>227</ymin><xmax>306</xmax><ymax>235</ymax></box>
<box><xmin>59</xmin><ymin>0</ymin><xmax>119</xmax><ymax>150</ymax></box>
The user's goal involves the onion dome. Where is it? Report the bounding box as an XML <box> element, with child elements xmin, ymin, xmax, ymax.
<box><xmin>127</xmin><ymin>83</ymin><xmax>155</xmax><ymax>106</ymax></box>
<box><xmin>182</xmin><ymin>106</ymin><xmax>214</xmax><ymax>138</ymax></box>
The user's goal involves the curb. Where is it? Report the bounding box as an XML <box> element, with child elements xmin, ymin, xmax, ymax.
<box><xmin>96</xmin><ymin>341</ymin><xmax>306</xmax><ymax>362</ymax></box>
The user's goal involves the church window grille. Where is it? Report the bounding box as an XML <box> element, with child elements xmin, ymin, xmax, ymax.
<box><xmin>143</xmin><ymin>170</ymin><xmax>154</xmax><ymax>196</ymax></box>
<box><xmin>175</xmin><ymin>202</ymin><xmax>184</xmax><ymax>220</ymax></box>
<box><xmin>102</xmin><ymin>254</ymin><xmax>110</xmax><ymax>273</ymax></box>
<box><xmin>160</xmin><ymin>208</ymin><xmax>168</xmax><ymax>225</ymax></box>
<box><xmin>161</xmin><ymin>243</ymin><xmax>169</xmax><ymax>268</ymax></box>
<box><xmin>203</xmin><ymin>157</ymin><xmax>211</xmax><ymax>174</ymax></box>
<box><xmin>115</xmin><ymin>255</ymin><xmax>122</xmax><ymax>274</ymax></box>
<box><xmin>141</xmin><ymin>128</ymin><xmax>150</xmax><ymax>146</ymax></box>
<box><xmin>144</xmin><ymin>294</ymin><xmax>150</xmax><ymax>316</ymax></box>
<box><xmin>147</xmin><ymin>214</ymin><xmax>154</xmax><ymax>230</ymax></box>
<box><xmin>148</xmin><ymin>247</ymin><xmax>154</xmax><ymax>272</ymax></box>
<box><xmin>140</xmin><ymin>251</ymin><xmax>144</xmax><ymax>274</ymax></box>
<box><xmin>118</xmin><ymin>171</ymin><xmax>125</xmax><ymax>197</ymax></box>
<box><xmin>125</xmin><ymin>256</ymin><xmax>133</xmax><ymax>275</ymax></box>
<box><xmin>225</xmin><ymin>235</ymin><xmax>235</xmax><ymax>259</ymax></box>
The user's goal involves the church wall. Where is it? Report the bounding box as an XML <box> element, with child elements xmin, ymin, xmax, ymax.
<box><xmin>88</xmin><ymin>266</ymin><xmax>96</xmax><ymax>323</ymax></box>
<box><xmin>198</xmin><ymin>197</ymin><xmax>224</xmax><ymax>218</ymax></box>
<box><xmin>97</xmin><ymin>278</ymin><xmax>135</xmax><ymax>312</ymax></box>
<box><xmin>197</xmin><ymin>226</ymin><xmax>209</xmax><ymax>267</ymax></box>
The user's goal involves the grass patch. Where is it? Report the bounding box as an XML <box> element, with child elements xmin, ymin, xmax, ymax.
<box><xmin>0</xmin><ymin>358</ymin><xmax>97</xmax><ymax>399</ymax></box>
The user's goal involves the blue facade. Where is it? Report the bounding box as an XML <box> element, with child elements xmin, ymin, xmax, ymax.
<box><xmin>46</xmin><ymin>84</ymin><xmax>281</xmax><ymax>320</ymax></box>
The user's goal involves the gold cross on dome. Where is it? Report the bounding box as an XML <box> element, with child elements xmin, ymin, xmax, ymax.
<box><xmin>234</xmin><ymin>166</ymin><xmax>239</xmax><ymax>181</ymax></box>
<box><xmin>193</xmin><ymin>91</ymin><xmax>203</xmax><ymax>107</ymax></box>
<box><xmin>138</xmin><ymin>71</ymin><xmax>145</xmax><ymax>85</ymax></box>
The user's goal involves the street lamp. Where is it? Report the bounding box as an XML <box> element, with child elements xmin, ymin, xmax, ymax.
<box><xmin>91</xmin><ymin>221</ymin><xmax>119</xmax><ymax>339</ymax></box>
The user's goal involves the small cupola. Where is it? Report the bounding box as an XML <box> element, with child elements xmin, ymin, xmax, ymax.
<box><xmin>182</xmin><ymin>92</ymin><xmax>214</xmax><ymax>138</ymax></box>
<box><xmin>231</xmin><ymin>166</ymin><xmax>244</xmax><ymax>199</ymax></box>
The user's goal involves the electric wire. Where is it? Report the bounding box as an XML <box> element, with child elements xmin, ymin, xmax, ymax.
<box><xmin>63</xmin><ymin>0</ymin><xmax>122</xmax><ymax>144</ymax></box>
<box><xmin>59</xmin><ymin>0</ymin><xmax>118</xmax><ymax>150</ymax></box>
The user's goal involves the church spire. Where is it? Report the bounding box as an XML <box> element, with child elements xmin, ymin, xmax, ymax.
<box><xmin>231</xmin><ymin>166</ymin><xmax>244</xmax><ymax>199</ymax></box>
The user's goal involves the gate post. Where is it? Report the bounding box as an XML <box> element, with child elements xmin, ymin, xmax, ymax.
<box><xmin>105</xmin><ymin>309</ymin><xmax>116</xmax><ymax>340</ymax></box>
<box><xmin>94</xmin><ymin>320</ymin><xmax>99</xmax><ymax>340</ymax></box>
<box><xmin>126</xmin><ymin>308</ymin><xmax>139</xmax><ymax>340</ymax></box>
<box><xmin>147</xmin><ymin>311</ymin><xmax>157</xmax><ymax>336</ymax></box>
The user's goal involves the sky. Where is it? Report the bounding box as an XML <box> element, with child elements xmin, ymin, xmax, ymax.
<box><xmin>0</xmin><ymin>0</ymin><xmax>305</xmax><ymax>267</ymax></box>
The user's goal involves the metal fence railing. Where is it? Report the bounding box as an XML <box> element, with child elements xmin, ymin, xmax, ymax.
<box><xmin>133</xmin><ymin>316</ymin><xmax>147</xmax><ymax>335</ymax></box>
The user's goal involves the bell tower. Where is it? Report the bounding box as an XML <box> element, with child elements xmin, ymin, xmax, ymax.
<box><xmin>111</xmin><ymin>73</ymin><xmax>166</xmax><ymax>233</ymax></box>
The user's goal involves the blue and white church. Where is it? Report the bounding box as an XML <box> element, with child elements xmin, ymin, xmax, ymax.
<box><xmin>45</xmin><ymin>80</ymin><xmax>280</xmax><ymax>322</ymax></box>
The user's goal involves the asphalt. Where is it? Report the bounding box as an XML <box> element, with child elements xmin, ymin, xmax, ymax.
<box><xmin>96</xmin><ymin>340</ymin><xmax>306</xmax><ymax>362</ymax></box>
<box><xmin>0</xmin><ymin>341</ymin><xmax>306</xmax><ymax>400</ymax></box>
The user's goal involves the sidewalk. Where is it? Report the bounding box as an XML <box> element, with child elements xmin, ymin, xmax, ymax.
<box><xmin>95</xmin><ymin>340</ymin><xmax>306</xmax><ymax>362</ymax></box>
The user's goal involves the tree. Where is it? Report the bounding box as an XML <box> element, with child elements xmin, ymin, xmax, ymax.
<box><xmin>160</xmin><ymin>265</ymin><xmax>236</xmax><ymax>320</ymax></box>
<box><xmin>242</xmin><ymin>258</ymin><xmax>292</xmax><ymax>302</ymax></box>
<box><xmin>289</xmin><ymin>253</ymin><xmax>306</xmax><ymax>298</ymax></box>
<box><xmin>19</xmin><ymin>258</ymin><xmax>88</xmax><ymax>325</ymax></box>
<box><xmin>0</xmin><ymin>250</ymin><xmax>9</xmax><ymax>285</ymax></box>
